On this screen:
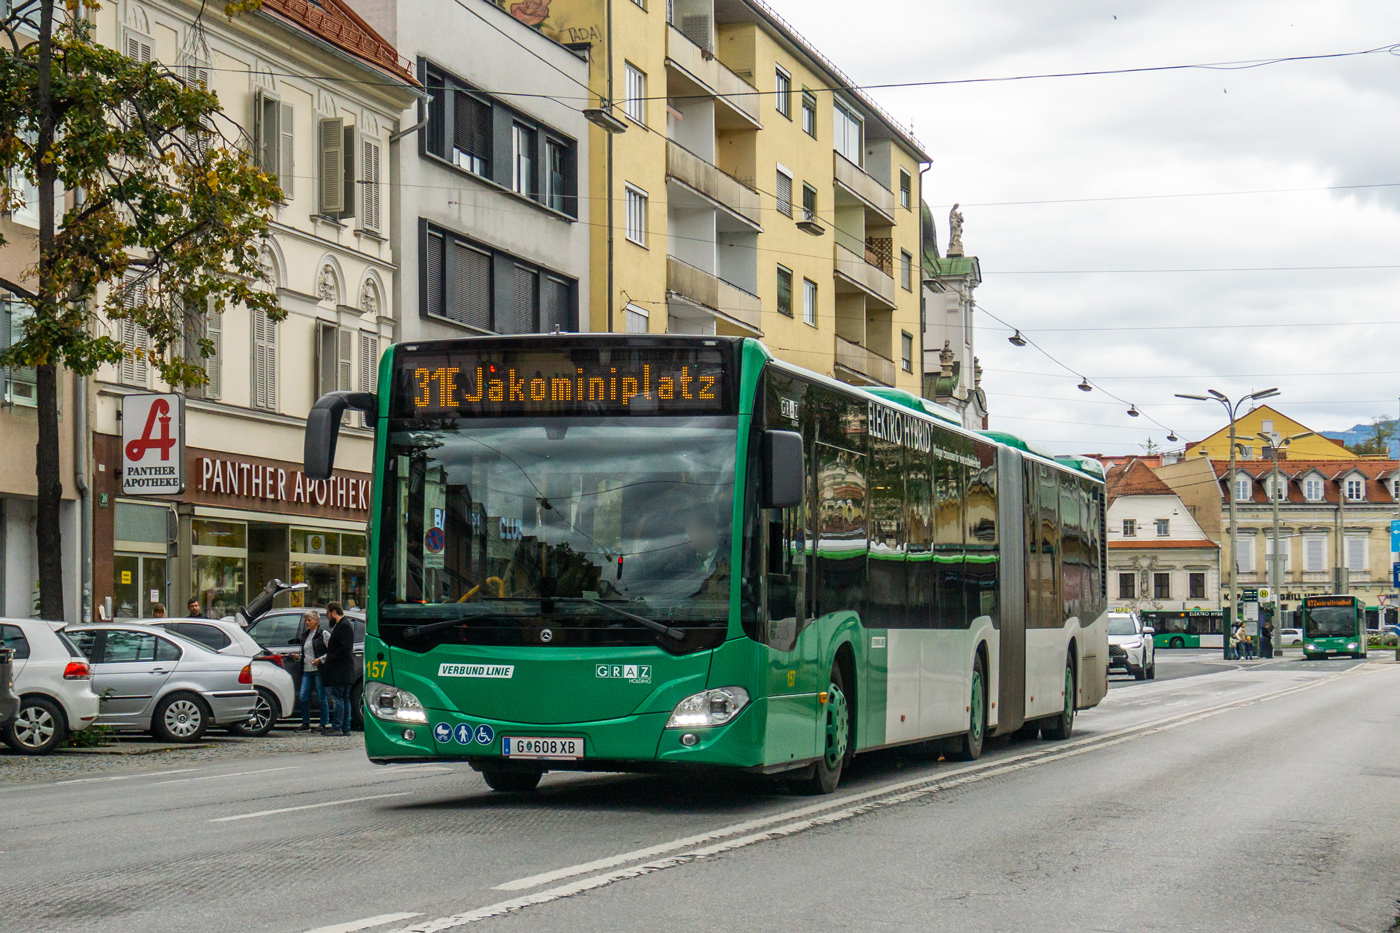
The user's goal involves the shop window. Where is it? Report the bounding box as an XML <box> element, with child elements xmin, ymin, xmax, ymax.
<box><xmin>192</xmin><ymin>520</ymin><xmax>247</xmax><ymax>549</ymax></box>
<box><xmin>292</xmin><ymin>528</ymin><xmax>340</xmax><ymax>556</ymax></box>
<box><xmin>341</xmin><ymin>534</ymin><xmax>367</xmax><ymax>559</ymax></box>
<box><xmin>193</xmin><ymin>556</ymin><xmax>246</xmax><ymax>620</ymax></box>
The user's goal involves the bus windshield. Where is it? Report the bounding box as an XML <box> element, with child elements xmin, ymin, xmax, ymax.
<box><xmin>1304</xmin><ymin>606</ymin><xmax>1356</xmax><ymax>638</ymax></box>
<box><xmin>380</xmin><ymin>416</ymin><xmax>737</xmax><ymax>633</ymax></box>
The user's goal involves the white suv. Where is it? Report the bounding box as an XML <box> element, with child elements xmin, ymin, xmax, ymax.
<box><xmin>0</xmin><ymin>619</ymin><xmax>101</xmax><ymax>754</ymax></box>
<box><xmin>1107</xmin><ymin>612</ymin><xmax>1156</xmax><ymax>681</ymax></box>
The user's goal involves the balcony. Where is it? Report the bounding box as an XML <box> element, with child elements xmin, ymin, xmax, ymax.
<box><xmin>834</xmin><ymin>152</ymin><xmax>897</xmax><ymax>224</ymax></box>
<box><xmin>666</xmin><ymin>23</ymin><xmax>762</xmax><ymax>129</ymax></box>
<box><xmin>834</xmin><ymin>242</ymin><xmax>897</xmax><ymax>310</ymax></box>
<box><xmin>666</xmin><ymin>142</ymin><xmax>762</xmax><ymax>230</ymax></box>
<box><xmin>834</xmin><ymin>335</ymin><xmax>896</xmax><ymax>387</ymax></box>
<box><xmin>667</xmin><ymin>255</ymin><xmax>763</xmax><ymax>335</ymax></box>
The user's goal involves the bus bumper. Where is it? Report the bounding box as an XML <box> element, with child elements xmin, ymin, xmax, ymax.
<box><xmin>364</xmin><ymin>699</ymin><xmax>767</xmax><ymax>771</ymax></box>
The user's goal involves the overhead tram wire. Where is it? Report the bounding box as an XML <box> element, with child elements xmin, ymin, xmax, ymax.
<box><xmin>934</xmin><ymin>180</ymin><xmax>1400</xmax><ymax>209</ymax></box>
<box><xmin>175</xmin><ymin>41</ymin><xmax>1400</xmax><ymax>101</ymax></box>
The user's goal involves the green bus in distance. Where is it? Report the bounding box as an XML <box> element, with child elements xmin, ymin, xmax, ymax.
<box><xmin>304</xmin><ymin>336</ymin><xmax>1109</xmax><ymax>795</ymax></box>
<box><xmin>1301</xmin><ymin>595</ymin><xmax>1367</xmax><ymax>660</ymax></box>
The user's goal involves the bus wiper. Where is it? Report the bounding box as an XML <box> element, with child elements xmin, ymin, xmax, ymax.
<box><xmin>571</xmin><ymin>598</ymin><xmax>686</xmax><ymax>644</ymax></box>
<box><xmin>402</xmin><ymin>617</ymin><xmax>475</xmax><ymax>639</ymax></box>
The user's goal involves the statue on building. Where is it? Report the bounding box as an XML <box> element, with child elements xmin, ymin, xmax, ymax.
<box><xmin>974</xmin><ymin>357</ymin><xmax>983</xmax><ymax>388</ymax></box>
<box><xmin>947</xmin><ymin>204</ymin><xmax>964</xmax><ymax>258</ymax></box>
<box><xmin>939</xmin><ymin>340</ymin><xmax>955</xmax><ymax>378</ymax></box>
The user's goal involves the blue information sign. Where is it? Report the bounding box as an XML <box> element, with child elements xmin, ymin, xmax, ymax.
<box><xmin>1393</xmin><ymin>562</ymin><xmax>1400</xmax><ymax>589</ymax></box>
<box><xmin>1392</xmin><ymin>520</ymin><xmax>1400</xmax><ymax>553</ymax></box>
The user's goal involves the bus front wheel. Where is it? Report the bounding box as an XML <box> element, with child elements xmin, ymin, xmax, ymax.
<box><xmin>944</xmin><ymin>654</ymin><xmax>987</xmax><ymax>762</ymax></box>
<box><xmin>1041</xmin><ymin>657</ymin><xmax>1076</xmax><ymax>741</ymax></box>
<box><xmin>791</xmin><ymin>663</ymin><xmax>851</xmax><ymax>796</ymax></box>
<box><xmin>481</xmin><ymin>764</ymin><xmax>543</xmax><ymax>793</ymax></box>
<box><xmin>1170</xmin><ymin>637</ymin><xmax>1185</xmax><ymax>649</ymax></box>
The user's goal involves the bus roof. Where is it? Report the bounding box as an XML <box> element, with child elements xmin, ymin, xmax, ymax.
<box><xmin>977</xmin><ymin>430</ymin><xmax>1058</xmax><ymax>462</ymax></box>
<box><xmin>862</xmin><ymin>387</ymin><xmax>964</xmax><ymax>427</ymax></box>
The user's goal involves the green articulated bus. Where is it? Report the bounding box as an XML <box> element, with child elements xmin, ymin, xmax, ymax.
<box><xmin>305</xmin><ymin>335</ymin><xmax>1109</xmax><ymax>795</ymax></box>
<box><xmin>1139</xmin><ymin>610</ymin><xmax>1228</xmax><ymax>649</ymax></box>
<box><xmin>1301</xmin><ymin>595</ymin><xmax>1367</xmax><ymax>660</ymax></box>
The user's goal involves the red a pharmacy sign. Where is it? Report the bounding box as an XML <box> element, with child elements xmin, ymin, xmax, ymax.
<box><xmin>121</xmin><ymin>393</ymin><xmax>185</xmax><ymax>495</ymax></box>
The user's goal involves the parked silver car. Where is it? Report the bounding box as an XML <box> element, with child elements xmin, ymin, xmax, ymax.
<box><xmin>68</xmin><ymin>624</ymin><xmax>258</xmax><ymax>743</ymax></box>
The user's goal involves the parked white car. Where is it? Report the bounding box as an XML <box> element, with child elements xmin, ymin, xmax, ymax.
<box><xmin>139</xmin><ymin>618</ymin><xmax>297</xmax><ymax>737</ymax></box>
<box><xmin>68</xmin><ymin>624</ymin><xmax>258</xmax><ymax>743</ymax></box>
<box><xmin>0</xmin><ymin>619</ymin><xmax>101</xmax><ymax>754</ymax></box>
<box><xmin>1281</xmin><ymin>628</ymin><xmax>1304</xmax><ymax>647</ymax></box>
<box><xmin>1107</xmin><ymin>611</ymin><xmax>1156</xmax><ymax>680</ymax></box>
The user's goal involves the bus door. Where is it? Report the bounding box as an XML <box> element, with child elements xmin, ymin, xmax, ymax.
<box><xmin>995</xmin><ymin>448</ymin><xmax>1026</xmax><ymax>734</ymax></box>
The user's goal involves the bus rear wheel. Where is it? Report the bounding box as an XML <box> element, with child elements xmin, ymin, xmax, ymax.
<box><xmin>1170</xmin><ymin>637</ymin><xmax>1185</xmax><ymax>649</ymax></box>
<box><xmin>1041</xmin><ymin>657</ymin><xmax>1076</xmax><ymax>741</ymax></box>
<box><xmin>791</xmin><ymin>663</ymin><xmax>850</xmax><ymax>796</ymax></box>
<box><xmin>944</xmin><ymin>654</ymin><xmax>987</xmax><ymax>762</ymax></box>
<box><xmin>480</xmin><ymin>764</ymin><xmax>543</xmax><ymax>793</ymax></box>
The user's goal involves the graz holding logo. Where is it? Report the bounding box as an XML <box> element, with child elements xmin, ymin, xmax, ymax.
<box><xmin>596</xmin><ymin>664</ymin><xmax>651</xmax><ymax>684</ymax></box>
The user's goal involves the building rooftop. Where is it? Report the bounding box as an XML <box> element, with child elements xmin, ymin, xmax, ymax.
<box><xmin>1107</xmin><ymin>458</ymin><xmax>1177</xmax><ymax>500</ymax></box>
<box><xmin>1210</xmin><ymin>458</ymin><xmax>1400</xmax><ymax>505</ymax></box>
<box><xmin>261</xmin><ymin>0</ymin><xmax>417</xmax><ymax>86</ymax></box>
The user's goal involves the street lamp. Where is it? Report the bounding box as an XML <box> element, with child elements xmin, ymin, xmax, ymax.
<box><xmin>1256</xmin><ymin>430</ymin><xmax>1313</xmax><ymax>657</ymax></box>
<box><xmin>1176</xmin><ymin>387</ymin><xmax>1280</xmax><ymax>658</ymax></box>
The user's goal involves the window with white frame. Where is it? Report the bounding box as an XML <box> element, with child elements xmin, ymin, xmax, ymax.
<box><xmin>624</xmin><ymin>303</ymin><xmax>649</xmax><ymax>334</ymax></box>
<box><xmin>1235</xmin><ymin>538</ymin><xmax>1256</xmax><ymax>573</ymax></box>
<box><xmin>624</xmin><ymin>63</ymin><xmax>646</xmax><ymax>125</ymax></box>
<box><xmin>901</xmin><ymin>250</ymin><xmax>913</xmax><ymax>290</ymax></box>
<box><xmin>1266</xmin><ymin>474</ymin><xmax>1288</xmax><ymax>501</ymax></box>
<box><xmin>899</xmin><ymin>169</ymin><xmax>912</xmax><ymax>210</ymax></box>
<box><xmin>1155</xmin><ymin>519</ymin><xmax>1170</xmax><ymax>537</ymax></box>
<box><xmin>511</xmin><ymin>123</ymin><xmax>536</xmax><ymax>198</ymax></box>
<box><xmin>775</xmin><ymin>168</ymin><xmax>793</xmax><ymax>218</ymax></box>
<box><xmin>1122</xmin><ymin>519</ymin><xmax>1136</xmax><ymax>537</ymax></box>
<box><xmin>0</xmin><ymin>298</ymin><xmax>36</xmax><ymax>406</ymax></box>
<box><xmin>6</xmin><ymin>129</ymin><xmax>38</xmax><ymax>228</ymax></box>
<box><xmin>182</xmin><ymin>297</ymin><xmax>220</xmax><ymax>402</ymax></box>
<box><xmin>360</xmin><ymin>137</ymin><xmax>383</xmax><ymax>234</ymax></box>
<box><xmin>801</xmin><ymin>90</ymin><xmax>816</xmax><ymax>136</ymax></box>
<box><xmin>1303</xmin><ymin>534</ymin><xmax>1327</xmax><ymax>572</ymax></box>
<box><xmin>776</xmin><ymin>265</ymin><xmax>793</xmax><ymax>317</ymax></box>
<box><xmin>1304</xmin><ymin>476</ymin><xmax>1323</xmax><ymax>501</ymax></box>
<box><xmin>1345</xmin><ymin>476</ymin><xmax>1365</xmax><ymax>501</ymax></box>
<box><xmin>833</xmin><ymin>100</ymin><xmax>862</xmax><ymax>166</ymax></box>
<box><xmin>625</xmin><ymin>185</ymin><xmax>648</xmax><ymax>246</ymax></box>
<box><xmin>316</xmin><ymin>323</ymin><xmax>352</xmax><ymax>399</ymax></box>
<box><xmin>358</xmin><ymin>331</ymin><xmax>378</xmax><ymax>427</ymax></box>
<box><xmin>1391</xmin><ymin>477</ymin><xmax>1400</xmax><ymax>499</ymax></box>
<box><xmin>901</xmin><ymin>332</ymin><xmax>913</xmax><ymax>373</ymax></box>
<box><xmin>802</xmin><ymin>278</ymin><xmax>817</xmax><ymax>326</ymax></box>
<box><xmin>253</xmin><ymin>91</ymin><xmax>294</xmax><ymax>199</ymax></box>
<box><xmin>1234</xmin><ymin>475</ymin><xmax>1252</xmax><ymax>501</ymax></box>
<box><xmin>1346</xmin><ymin>536</ymin><xmax>1367</xmax><ymax>572</ymax></box>
<box><xmin>775</xmin><ymin>66</ymin><xmax>791</xmax><ymax>118</ymax></box>
<box><xmin>117</xmin><ymin>276</ymin><xmax>150</xmax><ymax>387</ymax></box>
<box><xmin>1264</xmin><ymin>536</ymin><xmax>1291</xmax><ymax>573</ymax></box>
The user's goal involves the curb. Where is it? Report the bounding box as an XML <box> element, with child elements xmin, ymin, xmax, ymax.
<box><xmin>64</xmin><ymin>742</ymin><xmax>216</xmax><ymax>756</ymax></box>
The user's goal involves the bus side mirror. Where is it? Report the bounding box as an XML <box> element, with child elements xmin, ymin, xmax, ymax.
<box><xmin>305</xmin><ymin>391</ymin><xmax>377</xmax><ymax>481</ymax></box>
<box><xmin>762</xmin><ymin>430</ymin><xmax>804</xmax><ymax>510</ymax></box>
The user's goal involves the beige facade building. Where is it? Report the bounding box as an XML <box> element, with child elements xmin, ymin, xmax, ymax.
<box><xmin>1106</xmin><ymin>459</ymin><xmax>1221</xmax><ymax>615</ymax></box>
<box><xmin>86</xmin><ymin>0</ymin><xmax>418</xmax><ymax>620</ymax></box>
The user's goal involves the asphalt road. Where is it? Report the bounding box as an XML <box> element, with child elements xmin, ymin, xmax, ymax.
<box><xmin>2</xmin><ymin>655</ymin><xmax>1395</xmax><ymax>933</ymax></box>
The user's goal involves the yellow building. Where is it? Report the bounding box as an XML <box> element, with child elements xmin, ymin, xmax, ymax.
<box><xmin>1184</xmin><ymin>405</ymin><xmax>1357</xmax><ymax>462</ymax></box>
<box><xmin>519</xmin><ymin>0</ymin><xmax>928</xmax><ymax>391</ymax></box>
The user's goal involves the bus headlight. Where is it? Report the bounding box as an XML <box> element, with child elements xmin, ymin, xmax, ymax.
<box><xmin>1305</xmin><ymin>644</ymin><xmax>1316</xmax><ymax>652</ymax></box>
<box><xmin>365</xmin><ymin>682</ymin><xmax>429</xmax><ymax>724</ymax></box>
<box><xmin>1346</xmin><ymin>642</ymin><xmax>1358</xmax><ymax>651</ymax></box>
<box><xmin>666</xmin><ymin>687</ymin><xmax>750</xmax><ymax>728</ymax></box>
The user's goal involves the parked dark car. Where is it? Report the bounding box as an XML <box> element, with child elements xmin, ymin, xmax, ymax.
<box><xmin>245</xmin><ymin>608</ymin><xmax>366</xmax><ymax>729</ymax></box>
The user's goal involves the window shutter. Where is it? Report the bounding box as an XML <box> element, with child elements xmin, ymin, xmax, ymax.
<box><xmin>512</xmin><ymin>265</ymin><xmax>538</xmax><ymax>335</ymax></box>
<box><xmin>358</xmin><ymin>331</ymin><xmax>379</xmax><ymax>393</ymax></box>
<box><xmin>182</xmin><ymin>298</ymin><xmax>205</xmax><ymax>398</ymax></box>
<box><xmin>205</xmin><ymin>310</ymin><xmax>222</xmax><ymax>400</ymax></box>
<box><xmin>360</xmin><ymin>137</ymin><xmax>382</xmax><ymax>233</ymax></box>
<box><xmin>453</xmin><ymin>94</ymin><xmax>491</xmax><ymax>171</ymax></box>
<box><xmin>426</xmin><ymin>231</ymin><xmax>446</xmax><ymax>318</ymax></box>
<box><xmin>340</xmin><ymin>124</ymin><xmax>358</xmax><ymax>219</ymax></box>
<box><xmin>1236</xmin><ymin>539</ymin><xmax>1255</xmax><ymax>574</ymax></box>
<box><xmin>279</xmin><ymin>103</ymin><xmax>294</xmax><ymax>198</ymax></box>
<box><xmin>316</xmin><ymin>322</ymin><xmax>336</xmax><ymax>398</ymax></box>
<box><xmin>541</xmin><ymin>276</ymin><xmax>572</xmax><ymax>333</ymax></box>
<box><xmin>1305</xmin><ymin>536</ymin><xmax>1325</xmax><ymax>572</ymax></box>
<box><xmin>253</xmin><ymin>309</ymin><xmax>276</xmax><ymax>411</ymax></box>
<box><xmin>337</xmin><ymin>326</ymin><xmax>352</xmax><ymax>391</ymax></box>
<box><xmin>318</xmin><ymin>118</ymin><xmax>345</xmax><ymax>214</ymax></box>
<box><xmin>125</xmin><ymin>30</ymin><xmax>152</xmax><ymax>63</ymax></box>
<box><xmin>252</xmin><ymin>91</ymin><xmax>266</xmax><ymax>171</ymax></box>
<box><xmin>451</xmin><ymin>241</ymin><xmax>491</xmax><ymax>330</ymax></box>
<box><xmin>776</xmin><ymin>171</ymin><xmax>792</xmax><ymax>217</ymax></box>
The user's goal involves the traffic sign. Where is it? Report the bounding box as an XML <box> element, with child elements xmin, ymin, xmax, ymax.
<box><xmin>1392</xmin><ymin>520</ymin><xmax>1400</xmax><ymax>553</ymax></box>
<box><xmin>1392</xmin><ymin>562</ymin><xmax>1400</xmax><ymax>589</ymax></box>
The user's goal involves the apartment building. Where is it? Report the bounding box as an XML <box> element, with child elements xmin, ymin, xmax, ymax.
<box><xmin>521</xmin><ymin>0</ymin><xmax>928</xmax><ymax>391</ymax></box>
<box><xmin>345</xmin><ymin>0</ymin><xmax>592</xmax><ymax>343</ymax></box>
<box><xmin>87</xmin><ymin>0</ymin><xmax>418</xmax><ymax>620</ymax></box>
<box><xmin>1106</xmin><ymin>459</ymin><xmax>1221</xmax><ymax>614</ymax></box>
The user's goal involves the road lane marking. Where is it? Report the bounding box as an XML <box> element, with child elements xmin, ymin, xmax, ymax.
<box><xmin>492</xmin><ymin>664</ymin><xmax>1366</xmax><ymax>894</ymax></box>
<box><xmin>50</xmin><ymin>769</ymin><xmax>199</xmax><ymax>786</ymax></box>
<box><xmin>209</xmin><ymin>793</ymin><xmax>412</xmax><ymax>823</ymax></box>
<box><xmin>302</xmin><ymin>913</ymin><xmax>422</xmax><ymax>933</ymax></box>
<box><xmin>382</xmin><ymin>666</ymin><xmax>1389</xmax><ymax>931</ymax></box>
<box><xmin>154</xmin><ymin>767</ymin><xmax>298</xmax><ymax>785</ymax></box>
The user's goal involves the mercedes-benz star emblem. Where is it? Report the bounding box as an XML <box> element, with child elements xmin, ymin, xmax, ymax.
<box><xmin>540</xmin><ymin>629</ymin><xmax>554</xmax><ymax>643</ymax></box>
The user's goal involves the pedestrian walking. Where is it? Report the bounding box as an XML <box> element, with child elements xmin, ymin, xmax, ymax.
<box><xmin>186</xmin><ymin>598</ymin><xmax>205</xmax><ymax>619</ymax></box>
<box><xmin>297</xmin><ymin>610</ymin><xmax>330</xmax><ymax>733</ymax></box>
<box><xmin>1260</xmin><ymin>621</ymin><xmax>1274</xmax><ymax>659</ymax></box>
<box><xmin>319</xmin><ymin>602</ymin><xmax>355</xmax><ymax>736</ymax></box>
<box><xmin>1231</xmin><ymin>621</ymin><xmax>1246</xmax><ymax>661</ymax></box>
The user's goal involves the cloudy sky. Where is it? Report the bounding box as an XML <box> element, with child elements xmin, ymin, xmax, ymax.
<box><xmin>782</xmin><ymin>0</ymin><xmax>1400</xmax><ymax>455</ymax></box>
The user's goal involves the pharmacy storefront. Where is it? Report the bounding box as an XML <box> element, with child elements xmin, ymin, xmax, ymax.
<box><xmin>94</xmin><ymin>436</ymin><xmax>372</xmax><ymax>620</ymax></box>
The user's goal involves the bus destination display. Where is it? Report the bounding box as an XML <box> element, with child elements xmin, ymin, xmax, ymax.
<box><xmin>394</xmin><ymin>347</ymin><xmax>731</xmax><ymax>417</ymax></box>
<box><xmin>1303</xmin><ymin>596</ymin><xmax>1355</xmax><ymax>609</ymax></box>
